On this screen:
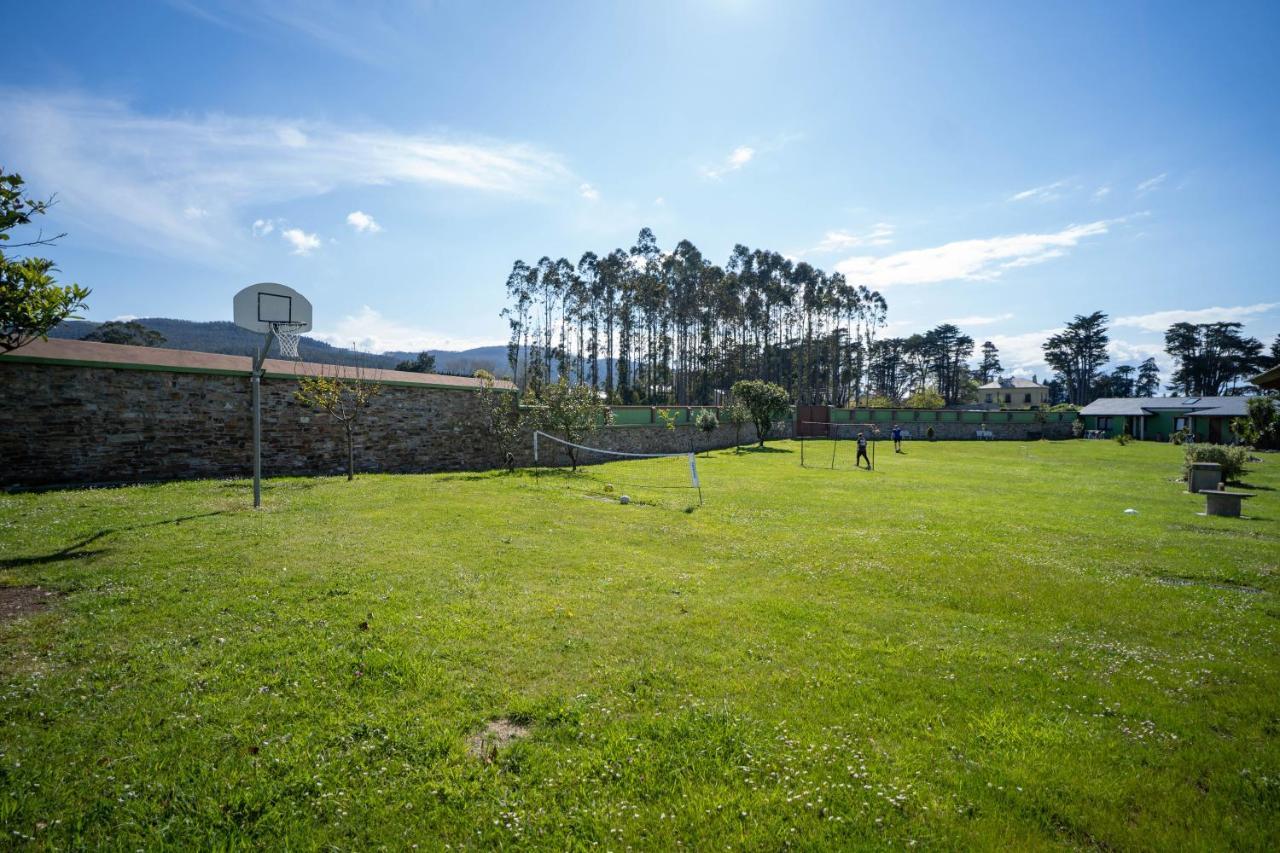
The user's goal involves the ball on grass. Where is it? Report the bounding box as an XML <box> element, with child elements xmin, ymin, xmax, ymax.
<box><xmin>619</xmin><ymin>495</ymin><xmax>631</xmax><ymax>505</ymax></box>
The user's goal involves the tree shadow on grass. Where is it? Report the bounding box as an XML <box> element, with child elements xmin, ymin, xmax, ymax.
<box><xmin>738</xmin><ymin>445</ymin><xmax>794</xmax><ymax>454</ymax></box>
<box><xmin>0</xmin><ymin>511</ymin><xmax>226</xmax><ymax>569</ymax></box>
<box><xmin>1236</xmin><ymin>482</ymin><xmax>1276</xmax><ymax>492</ymax></box>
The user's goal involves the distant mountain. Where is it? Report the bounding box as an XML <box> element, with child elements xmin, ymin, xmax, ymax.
<box><xmin>48</xmin><ymin>318</ymin><xmax>513</xmax><ymax>377</ymax></box>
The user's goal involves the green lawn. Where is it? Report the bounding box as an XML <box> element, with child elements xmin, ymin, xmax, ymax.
<box><xmin>1</xmin><ymin>440</ymin><xmax>1277</xmax><ymax>849</ymax></box>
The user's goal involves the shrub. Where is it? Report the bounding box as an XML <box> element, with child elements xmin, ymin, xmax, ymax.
<box><xmin>904</xmin><ymin>387</ymin><xmax>945</xmax><ymax>409</ymax></box>
<box><xmin>695</xmin><ymin>409</ymin><xmax>719</xmax><ymax>433</ymax></box>
<box><xmin>926</xmin><ymin>426</ymin><xmax>936</xmax><ymax>441</ymax></box>
<box><xmin>1171</xmin><ymin>429</ymin><xmax>1187</xmax><ymax>446</ymax></box>
<box><xmin>1231</xmin><ymin>397</ymin><xmax>1280</xmax><ymax>449</ymax></box>
<box><xmin>1114</xmin><ymin>432</ymin><xmax>1131</xmax><ymax>446</ymax></box>
<box><xmin>1071</xmin><ymin>419</ymin><xmax>1084</xmax><ymax>438</ymax></box>
<box><xmin>1183</xmin><ymin>443</ymin><xmax>1251</xmax><ymax>483</ymax></box>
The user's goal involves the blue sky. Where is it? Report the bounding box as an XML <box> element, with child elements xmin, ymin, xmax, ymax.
<box><xmin>4</xmin><ymin>0</ymin><xmax>1278</xmax><ymax>374</ymax></box>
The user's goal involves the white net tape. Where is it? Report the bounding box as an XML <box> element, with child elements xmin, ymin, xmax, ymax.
<box><xmin>532</xmin><ymin>430</ymin><xmax>702</xmax><ymax>498</ymax></box>
<box><xmin>533</xmin><ymin>430</ymin><xmax>692</xmax><ymax>461</ymax></box>
<box><xmin>271</xmin><ymin>322</ymin><xmax>304</xmax><ymax>359</ymax></box>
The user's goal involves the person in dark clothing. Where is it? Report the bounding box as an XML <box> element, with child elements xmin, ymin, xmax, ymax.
<box><xmin>856</xmin><ymin>431</ymin><xmax>871</xmax><ymax>469</ymax></box>
<box><xmin>892</xmin><ymin>424</ymin><xmax>903</xmax><ymax>453</ymax></box>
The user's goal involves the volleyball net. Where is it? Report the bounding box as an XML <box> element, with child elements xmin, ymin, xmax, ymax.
<box><xmin>532</xmin><ymin>430</ymin><xmax>703</xmax><ymax>506</ymax></box>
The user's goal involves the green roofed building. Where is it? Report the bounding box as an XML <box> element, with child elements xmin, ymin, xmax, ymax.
<box><xmin>1079</xmin><ymin>396</ymin><xmax>1267</xmax><ymax>443</ymax></box>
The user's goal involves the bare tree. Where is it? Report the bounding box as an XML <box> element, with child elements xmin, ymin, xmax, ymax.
<box><xmin>294</xmin><ymin>365</ymin><xmax>383</xmax><ymax>481</ymax></box>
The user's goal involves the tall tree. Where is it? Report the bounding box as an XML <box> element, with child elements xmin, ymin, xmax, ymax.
<box><xmin>1164</xmin><ymin>322</ymin><xmax>1264</xmax><ymax>396</ymax></box>
<box><xmin>977</xmin><ymin>341</ymin><xmax>1002</xmax><ymax>383</ymax></box>
<box><xmin>497</xmin><ymin>228</ymin><xmax>888</xmax><ymax>406</ymax></box>
<box><xmin>1042</xmin><ymin>312</ymin><xmax>1110</xmax><ymax>406</ymax></box>
<box><xmin>1135</xmin><ymin>357</ymin><xmax>1160</xmax><ymax>397</ymax></box>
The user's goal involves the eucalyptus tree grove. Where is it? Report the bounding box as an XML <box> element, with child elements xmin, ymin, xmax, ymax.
<box><xmin>500</xmin><ymin>228</ymin><xmax>891</xmax><ymax>405</ymax></box>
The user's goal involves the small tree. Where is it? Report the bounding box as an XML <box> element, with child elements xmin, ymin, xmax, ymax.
<box><xmin>0</xmin><ymin>169</ymin><xmax>90</xmax><ymax>351</ymax></box>
<box><xmin>527</xmin><ymin>377</ymin><xmax>611</xmax><ymax>471</ymax></box>
<box><xmin>81</xmin><ymin>320</ymin><xmax>166</xmax><ymax>347</ymax></box>
<box><xmin>694</xmin><ymin>408</ymin><xmax>719</xmax><ymax>456</ymax></box>
<box><xmin>725</xmin><ymin>399</ymin><xmax>750</xmax><ymax>450</ymax></box>
<box><xmin>471</xmin><ymin>369</ymin><xmax>524</xmax><ymax>471</ymax></box>
<box><xmin>294</xmin><ymin>366</ymin><xmax>383</xmax><ymax>481</ymax></box>
<box><xmin>731</xmin><ymin>379</ymin><xmax>791</xmax><ymax>447</ymax></box>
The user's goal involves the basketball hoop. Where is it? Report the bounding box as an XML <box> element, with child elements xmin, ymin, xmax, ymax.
<box><xmin>271</xmin><ymin>321</ymin><xmax>305</xmax><ymax>359</ymax></box>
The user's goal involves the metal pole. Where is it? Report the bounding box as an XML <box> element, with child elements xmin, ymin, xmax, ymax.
<box><xmin>251</xmin><ymin>329</ymin><xmax>274</xmax><ymax>509</ymax></box>
<box><xmin>252</xmin><ymin>370</ymin><xmax>262</xmax><ymax>508</ymax></box>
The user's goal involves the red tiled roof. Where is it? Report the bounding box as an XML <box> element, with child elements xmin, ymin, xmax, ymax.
<box><xmin>0</xmin><ymin>338</ymin><xmax>516</xmax><ymax>391</ymax></box>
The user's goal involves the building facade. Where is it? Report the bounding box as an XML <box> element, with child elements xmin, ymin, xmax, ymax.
<box><xmin>1079</xmin><ymin>396</ymin><xmax>1265</xmax><ymax>442</ymax></box>
<box><xmin>977</xmin><ymin>377</ymin><xmax>1048</xmax><ymax>409</ymax></box>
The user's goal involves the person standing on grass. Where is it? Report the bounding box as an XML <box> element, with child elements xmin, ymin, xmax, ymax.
<box><xmin>856</xmin><ymin>431</ymin><xmax>871</xmax><ymax>469</ymax></box>
<box><xmin>892</xmin><ymin>424</ymin><xmax>903</xmax><ymax>453</ymax></box>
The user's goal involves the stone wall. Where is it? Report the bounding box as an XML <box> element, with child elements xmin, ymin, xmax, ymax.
<box><xmin>0</xmin><ymin>358</ymin><xmax>794</xmax><ymax>488</ymax></box>
<box><xmin>0</xmin><ymin>362</ymin><xmax>508</xmax><ymax>488</ymax></box>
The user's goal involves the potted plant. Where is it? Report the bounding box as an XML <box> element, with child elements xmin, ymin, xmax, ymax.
<box><xmin>926</xmin><ymin>425</ymin><xmax>936</xmax><ymax>442</ymax></box>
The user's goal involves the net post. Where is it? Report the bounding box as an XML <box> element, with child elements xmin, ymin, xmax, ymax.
<box><xmin>688</xmin><ymin>453</ymin><xmax>703</xmax><ymax>506</ymax></box>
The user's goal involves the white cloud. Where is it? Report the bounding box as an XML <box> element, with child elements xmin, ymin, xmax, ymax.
<box><xmin>345</xmin><ymin>210</ymin><xmax>381</xmax><ymax>233</ymax></box>
<box><xmin>834</xmin><ymin>221</ymin><xmax>1110</xmax><ymax>288</ymax></box>
<box><xmin>277</xmin><ymin>126</ymin><xmax>308</xmax><ymax>148</ymax></box>
<box><xmin>281</xmin><ymin>227</ymin><xmax>321</xmax><ymax>255</ymax></box>
<box><xmin>983</xmin><ymin>328</ymin><xmax>1061</xmax><ymax>375</ymax></box>
<box><xmin>944</xmin><ymin>312</ymin><xmax>1014</xmax><ymax>327</ymax></box>
<box><xmin>1093</xmin><ymin>185</ymin><xmax>1111</xmax><ymax>200</ymax></box>
<box><xmin>702</xmin><ymin>145</ymin><xmax>755</xmax><ymax>179</ymax></box>
<box><xmin>578</xmin><ymin>182</ymin><xmax>599</xmax><ymax>201</ymax></box>
<box><xmin>810</xmin><ymin>223</ymin><xmax>894</xmax><ymax>253</ymax></box>
<box><xmin>183</xmin><ymin>205</ymin><xmax>208</xmax><ymax>219</ymax></box>
<box><xmin>310</xmin><ymin>305</ymin><xmax>502</xmax><ymax>353</ymax></box>
<box><xmin>653</xmin><ymin>196</ymin><xmax>665</xmax><ymax>206</ymax></box>
<box><xmin>251</xmin><ymin>218</ymin><xmax>276</xmax><ymax>237</ymax></box>
<box><xmin>166</xmin><ymin>0</ymin><xmax>429</xmax><ymax>67</ymax></box>
<box><xmin>1008</xmin><ymin>179</ymin><xmax>1072</xmax><ymax>203</ymax></box>
<box><xmin>1113</xmin><ymin>302</ymin><xmax>1279</xmax><ymax>332</ymax></box>
<box><xmin>0</xmin><ymin>91</ymin><xmax>571</xmax><ymax>257</ymax></box>
<box><xmin>1136</xmin><ymin>173</ymin><xmax>1167</xmax><ymax>195</ymax></box>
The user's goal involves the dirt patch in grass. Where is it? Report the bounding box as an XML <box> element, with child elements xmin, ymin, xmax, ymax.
<box><xmin>0</xmin><ymin>586</ymin><xmax>58</xmax><ymax>623</ymax></box>
<box><xmin>467</xmin><ymin>718</ymin><xmax>530</xmax><ymax>763</ymax></box>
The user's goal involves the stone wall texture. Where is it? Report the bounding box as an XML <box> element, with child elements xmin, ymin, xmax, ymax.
<box><xmin>0</xmin><ymin>360</ymin><xmax>792</xmax><ymax>488</ymax></box>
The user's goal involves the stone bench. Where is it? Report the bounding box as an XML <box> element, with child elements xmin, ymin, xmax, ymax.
<box><xmin>1203</xmin><ymin>489</ymin><xmax>1255</xmax><ymax>518</ymax></box>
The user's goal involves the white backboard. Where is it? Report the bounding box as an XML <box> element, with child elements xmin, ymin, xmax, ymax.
<box><xmin>233</xmin><ymin>282</ymin><xmax>313</xmax><ymax>333</ymax></box>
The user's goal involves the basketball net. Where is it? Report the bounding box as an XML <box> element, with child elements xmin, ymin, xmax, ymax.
<box><xmin>271</xmin><ymin>322</ymin><xmax>305</xmax><ymax>359</ymax></box>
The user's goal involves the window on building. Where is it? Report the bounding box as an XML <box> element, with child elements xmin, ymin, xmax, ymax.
<box><xmin>985</xmin><ymin>394</ymin><xmax>993</xmax><ymax>403</ymax></box>
<box><xmin>1097</xmin><ymin>416</ymin><xmax>1112</xmax><ymax>431</ymax></box>
<box><xmin>1174</xmin><ymin>417</ymin><xmax>1187</xmax><ymax>432</ymax></box>
<box><xmin>1024</xmin><ymin>393</ymin><xmax>1031</xmax><ymax>403</ymax></box>
<box><xmin>1004</xmin><ymin>393</ymin><xmax>1012</xmax><ymax>404</ymax></box>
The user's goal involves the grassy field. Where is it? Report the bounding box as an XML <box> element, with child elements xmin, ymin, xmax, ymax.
<box><xmin>1</xmin><ymin>439</ymin><xmax>1277</xmax><ymax>849</ymax></box>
